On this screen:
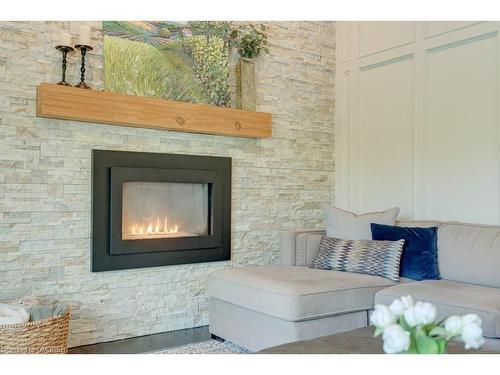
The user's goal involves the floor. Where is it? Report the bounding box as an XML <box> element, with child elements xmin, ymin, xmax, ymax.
<box><xmin>69</xmin><ymin>325</ymin><xmax>211</xmax><ymax>354</ymax></box>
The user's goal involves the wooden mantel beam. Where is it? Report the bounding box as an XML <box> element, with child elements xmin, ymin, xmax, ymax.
<box><xmin>36</xmin><ymin>83</ymin><xmax>272</xmax><ymax>139</ymax></box>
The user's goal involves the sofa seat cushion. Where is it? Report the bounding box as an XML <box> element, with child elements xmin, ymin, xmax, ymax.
<box><xmin>375</xmin><ymin>280</ymin><xmax>500</xmax><ymax>338</ymax></box>
<box><xmin>208</xmin><ymin>266</ymin><xmax>395</xmax><ymax>322</ymax></box>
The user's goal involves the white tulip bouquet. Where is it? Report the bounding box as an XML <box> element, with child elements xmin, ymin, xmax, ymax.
<box><xmin>370</xmin><ymin>295</ymin><xmax>484</xmax><ymax>354</ymax></box>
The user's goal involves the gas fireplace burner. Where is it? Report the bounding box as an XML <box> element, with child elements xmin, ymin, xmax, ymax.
<box><xmin>92</xmin><ymin>150</ymin><xmax>231</xmax><ymax>272</ymax></box>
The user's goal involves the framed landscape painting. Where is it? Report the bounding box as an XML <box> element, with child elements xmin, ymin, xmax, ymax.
<box><xmin>103</xmin><ymin>21</ymin><xmax>231</xmax><ymax>107</ymax></box>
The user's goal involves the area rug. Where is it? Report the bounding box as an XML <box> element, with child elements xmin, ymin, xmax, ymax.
<box><xmin>154</xmin><ymin>340</ymin><xmax>251</xmax><ymax>354</ymax></box>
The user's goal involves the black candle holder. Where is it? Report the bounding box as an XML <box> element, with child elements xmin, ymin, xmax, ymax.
<box><xmin>74</xmin><ymin>44</ymin><xmax>93</xmax><ymax>89</ymax></box>
<box><xmin>55</xmin><ymin>45</ymin><xmax>74</xmax><ymax>86</ymax></box>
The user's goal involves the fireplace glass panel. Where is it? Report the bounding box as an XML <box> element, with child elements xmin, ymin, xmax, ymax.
<box><xmin>122</xmin><ymin>181</ymin><xmax>209</xmax><ymax>240</ymax></box>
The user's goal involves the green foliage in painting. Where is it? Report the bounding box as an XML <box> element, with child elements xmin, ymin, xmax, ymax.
<box><xmin>103</xmin><ymin>21</ymin><xmax>231</xmax><ymax>107</ymax></box>
<box><xmin>189</xmin><ymin>21</ymin><xmax>232</xmax><ymax>40</ymax></box>
<box><xmin>163</xmin><ymin>35</ymin><xmax>230</xmax><ymax>106</ymax></box>
<box><xmin>104</xmin><ymin>36</ymin><xmax>205</xmax><ymax>103</ymax></box>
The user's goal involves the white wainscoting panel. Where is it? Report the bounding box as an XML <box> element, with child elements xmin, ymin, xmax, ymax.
<box><xmin>336</xmin><ymin>21</ymin><xmax>500</xmax><ymax>225</ymax></box>
<box><xmin>424</xmin><ymin>22</ymin><xmax>482</xmax><ymax>39</ymax></box>
<box><xmin>423</xmin><ymin>32</ymin><xmax>499</xmax><ymax>223</ymax></box>
<box><xmin>356</xmin><ymin>56</ymin><xmax>415</xmax><ymax>218</ymax></box>
<box><xmin>359</xmin><ymin>22</ymin><xmax>415</xmax><ymax>57</ymax></box>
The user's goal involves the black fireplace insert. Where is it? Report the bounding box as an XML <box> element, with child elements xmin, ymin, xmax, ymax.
<box><xmin>92</xmin><ymin>150</ymin><xmax>231</xmax><ymax>272</ymax></box>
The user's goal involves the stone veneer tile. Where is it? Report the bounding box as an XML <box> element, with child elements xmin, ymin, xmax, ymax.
<box><xmin>0</xmin><ymin>21</ymin><xmax>335</xmax><ymax>347</ymax></box>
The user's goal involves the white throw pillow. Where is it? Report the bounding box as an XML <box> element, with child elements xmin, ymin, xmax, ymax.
<box><xmin>325</xmin><ymin>206</ymin><xmax>400</xmax><ymax>240</ymax></box>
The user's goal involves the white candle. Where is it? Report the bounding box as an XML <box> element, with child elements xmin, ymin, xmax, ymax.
<box><xmin>79</xmin><ymin>25</ymin><xmax>91</xmax><ymax>46</ymax></box>
<box><xmin>57</xmin><ymin>32</ymin><xmax>72</xmax><ymax>47</ymax></box>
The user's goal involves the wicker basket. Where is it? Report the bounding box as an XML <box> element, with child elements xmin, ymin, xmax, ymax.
<box><xmin>0</xmin><ymin>310</ymin><xmax>70</xmax><ymax>354</ymax></box>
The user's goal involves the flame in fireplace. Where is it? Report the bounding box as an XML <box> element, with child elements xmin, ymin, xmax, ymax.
<box><xmin>129</xmin><ymin>217</ymin><xmax>181</xmax><ymax>238</ymax></box>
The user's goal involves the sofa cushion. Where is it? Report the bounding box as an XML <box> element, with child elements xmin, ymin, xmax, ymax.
<box><xmin>436</xmin><ymin>222</ymin><xmax>500</xmax><ymax>288</ymax></box>
<box><xmin>375</xmin><ymin>280</ymin><xmax>500</xmax><ymax>338</ymax></box>
<box><xmin>281</xmin><ymin>220</ymin><xmax>439</xmax><ymax>268</ymax></box>
<box><xmin>325</xmin><ymin>206</ymin><xmax>400</xmax><ymax>240</ymax></box>
<box><xmin>208</xmin><ymin>266</ymin><xmax>395</xmax><ymax>322</ymax></box>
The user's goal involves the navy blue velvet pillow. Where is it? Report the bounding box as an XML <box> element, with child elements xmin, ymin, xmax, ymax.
<box><xmin>370</xmin><ymin>223</ymin><xmax>440</xmax><ymax>281</ymax></box>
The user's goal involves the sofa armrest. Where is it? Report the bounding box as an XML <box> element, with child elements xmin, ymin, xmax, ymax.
<box><xmin>280</xmin><ymin>231</ymin><xmax>296</xmax><ymax>266</ymax></box>
<box><xmin>280</xmin><ymin>230</ymin><xmax>326</xmax><ymax>266</ymax></box>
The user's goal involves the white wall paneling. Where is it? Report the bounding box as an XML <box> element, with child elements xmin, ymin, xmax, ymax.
<box><xmin>424</xmin><ymin>22</ymin><xmax>482</xmax><ymax>39</ymax></box>
<box><xmin>335</xmin><ymin>21</ymin><xmax>500</xmax><ymax>224</ymax></box>
<box><xmin>359</xmin><ymin>22</ymin><xmax>415</xmax><ymax>57</ymax></box>
<box><xmin>357</xmin><ymin>55</ymin><xmax>415</xmax><ymax>217</ymax></box>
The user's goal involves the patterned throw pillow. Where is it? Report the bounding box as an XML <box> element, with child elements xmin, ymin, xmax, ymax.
<box><xmin>311</xmin><ymin>236</ymin><xmax>405</xmax><ymax>282</ymax></box>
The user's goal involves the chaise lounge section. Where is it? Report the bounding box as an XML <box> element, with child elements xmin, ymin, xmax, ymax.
<box><xmin>208</xmin><ymin>265</ymin><xmax>394</xmax><ymax>351</ymax></box>
<box><xmin>208</xmin><ymin>221</ymin><xmax>500</xmax><ymax>352</ymax></box>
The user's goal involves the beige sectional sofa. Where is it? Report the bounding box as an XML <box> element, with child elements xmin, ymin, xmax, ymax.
<box><xmin>207</xmin><ymin>220</ymin><xmax>500</xmax><ymax>352</ymax></box>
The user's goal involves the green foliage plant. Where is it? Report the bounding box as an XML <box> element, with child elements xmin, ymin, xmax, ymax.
<box><xmin>229</xmin><ymin>24</ymin><xmax>269</xmax><ymax>59</ymax></box>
